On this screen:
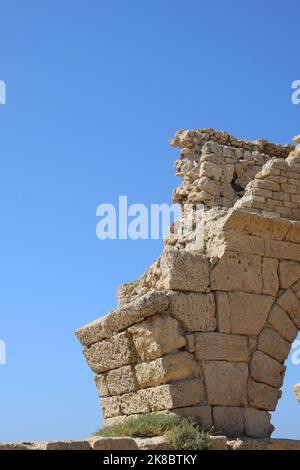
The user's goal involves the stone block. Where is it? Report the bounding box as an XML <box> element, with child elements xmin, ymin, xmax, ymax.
<box><xmin>248</xmin><ymin>379</ymin><xmax>281</xmax><ymax>411</ymax></box>
<box><xmin>90</xmin><ymin>437</ymin><xmax>138</xmax><ymax>450</ymax></box>
<box><xmin>215</xmin><ymin>291</ymin><xmax>230</xmax><ymax>333</ymax></box>
<box><xmin>169</xmin><ymin>293</ymin><xmax>216</xmax><ymax>332</ymax></box>
<box><xmin>224</xmin><ymin>232</ymin><xmax>265</xmax><ymax>255</ymax></box>
<box><xmin>262</xmin><ymin>258</ymin><xmax>279</xmax><ymax>296</ymax></box>
<box><xmin>146</xmin><ymin>378</ymin><xmax>205</xmax><ymax>411</ymax></box>
<box><xmin>129</xmin><ymin>313</ymin><xmax>186</xmax><ymax>361</ymax></box>
<box><xmin>258</xmin><ymin>328</ymin><xmax>290</xmax><ymax>362</ymax></box>
<box><xmin>203</xmin><ymin>361</ymin><xmax>248</xmax><ymax>406</ymax></box>
<box><xmin>277</xmin><ymin>289</ymin><xmax>300</xmax><ymax>328</ymax></box>
<box><xmin>104</xmin><ymin>365</ymin><xmax>137</xmax><ymax>396</ymax></box>
<box><xmin>135</xmin><ymin>351</ymin><xmax>197</xmax><ymax>389</ymax></box>
<box><xmin>83</xmin><ymin>332</ymin><xmax>138</xmax><ymax>374</ymax></box>
<box><xmin>102</xmin><ymin>396</ymin><xmax>121</xmax><ymax>418</ymax></box>
<box><xmin>267</xmin><ymin>304</ymin><xmax>298</xmax><ymax>342</ymax></box>
<box><xmin>210</xmin><ymin>251</ymin><xmax>262</xmax><ymax>294</ymax></box>
<box><xmin>250</xmin><ymin>351</ymin><xmax>286</xmax><ymax>388</ymax></box>
<box><xmin>228</xmin><ymin>292</ymin><xmax>273</xmax><ymax>336</ymax></box>
<box><xmin>279</xmin><ymin>261</ymin><xmax>300</xmax><ymax>289</ymax></box>
<box><xmin>213</xmin><ymin>407</ymin><xmax>245</xmax><ymax>437</ymax></box>
<box><xmin>158</xmin><ymin>249</ymin><xmax>209</xmax><ymax>292</ymax></box>
<box><xmin>169</xmin><ymin>406</ymin><xmax>212</xmax><ymax>431</ymax></box>
<box><xmin>45</xmin><ymin>441</ymin><xmax>92</xmax><ymax>450</ymax></box>
<box><xmin>265</xmin><ymin>239</ymin><xmax>300</xmax><ymax>262</ymax></box>
<box><xmin>194</xmin><ymin>332</ymin><xmax>249</xmax><ymax>362</ymax></box>
<box><xmin>119</xmin><ymin>391</ymin><xmax>151</xmax><ymax>415</ymax></box>
<box><xmin>244</xmin><ymin>408</ymin><xmax>274</xmax><ymax>438</ymax></box>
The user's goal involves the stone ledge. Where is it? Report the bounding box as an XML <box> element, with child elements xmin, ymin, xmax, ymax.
<box><xmin>1</xmin><ymin>436</ymin><xmax>300</xmax><ymax>451</ymax></box>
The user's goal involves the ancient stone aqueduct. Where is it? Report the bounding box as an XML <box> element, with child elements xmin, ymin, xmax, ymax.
<box><xmin>77</xmin><ymin>129</ymin><xmax>300</xmax><ymax>439</ymax></box>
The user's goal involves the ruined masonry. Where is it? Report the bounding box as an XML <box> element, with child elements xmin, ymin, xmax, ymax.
<box><xmin>76</xmin><ymin>129</ymin><xmax>300</xmax><ymax>438</ymax></box>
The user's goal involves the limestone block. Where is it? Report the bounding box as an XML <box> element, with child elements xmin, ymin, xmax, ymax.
<box><xmin>169</xmin><ymin>293</ymin><xmax>216</xmax><ymax>332</ymax></box>
<box><xmin>294</xmin><ymin>383</ymin><xmax>300</xmax><ymax>402</ymax></box>
<box><xmin>158</xmin><ymin>249</ymin><xmax>209</xmax><ymax>292</ymax></box>
<box><xmin>213</xmin><ymin>407</ymin><xmax>245</xmax><ymax>437</ymax></box>
<box><xmin>128</xmin><ymin>313</ymin><xmax>186</xmax><ymax>361</ymax></box>
<box><xmin>203</xmin><ymin>361</ymin><xmax>248</xmax><ymax>406</ymax></box>
<box><xmin>244</xmin><ymin>408</ymin><xmax>274</xmax><ymax>438</ymax></box>
<box><xmin>248</xmin><ymin>379</ymin><xmax>281</xmax><ymax>411</ymax></box>
<box><xmin>134</xmin><ymin>436</ymin><xmax>171</xmax><ymax>451</ymax></box>
<box><xmin>135</xmin><ymin>351</ymin><xmax>197</xmax><ymax>389</ymax></box>
<box><xmin>90</xmin><ymin>437</ymin><xmax>138</xmax><ymax>450</ymax></box>
<box><xmin>265</xmin><ymin>239</ymin><xmax>300</xmax><ymax>262</ymax></box>
<box><xmin>200</xmin><ymin>161</ymin><xmax>222</xmax><ymax>180</ymax></box>
<box><xmin>198</xmin><ymin>176</ymin><xmax>220</xmax><ymax>197</ymax></box>
<box><xmin>224</xmin><ymin>232</ymin><xmax>265</xmax><ymax>256</ymax></box>
<box><xmin>185</xmin><ymin>334</ymin><xmax>196</xmax><ymax>352</ymax></box>
<box><xmin>76</xmin><ymin>290</ymin><xmax>169</xmax><ymax>346</ymax></box>
<box><xmin>258</xmin><ymin>328</ymin><xmax>290</xmax><ymax>362</ymax></box>
<box><xmin>221</xmin><ymin>164</ymin><xmax>235</xmax><ymax>184</ymax></box>
<box><xmin>169</xmin><ymin>406</ymin><xmax>212</xmax><ymax>431</ymax></box>
<box><xmin>228</xmin><ymin>292</ymin><xmax>273</xmax><ymax>335</ymax></box>
<box><xmin>250</xmin><ymin>351</ymin><xmax>286</xmax><ymax>388</ymax></box>
<box><xmin>285</xmin><ymin>221</ymin><xmax>300</xmax><ymax>243</ymax></box>
<box><xmin>194</xmin><ymin>333</ymin><xmax>249</xmax><ymax>362</ymax></box>
<box><xmin>103</xmin><ymin>365</ymin><xmax>137</xmax><ymax>396</ymax></box>
<box><xmin>119</xmin><ymin>391</ymin><xmax>151</xmax><ymax>415</ymax></box>
<box><xmin>267</xmin><ymin>304</ymin><xmax>298</xmax><ymax>342</ymax></box>
<box><xmin>279</xmin><ymin>261</ymin><xmax>300</xmax><ymax>289</ymax></box>
<box><xmin>223</xmin><ymin>209</ymin><xmax>290</xmax><ymax>241</ymax></box>
<box><xmin>94</xmin><ymin>374</ymin><xmax>110</xmax><ymax>397</ymax></box>
<box><xmin>146</xmin><ymin>378</ymin><xmax>205</xmax><ymax>411</ymax></box>
<box><xmin>210</xmin><ymin>251</ymin><xmax>262</xmax><ymax>294</ymax></box>
<box><xmin>83</xmin><ymin>332</ymin><xmax>138</xmax><ymax>374</ymax></box>
<box><xmin>215</xmin><ymin>291</ymin><xmax>230</xmax><ymax>333</ymax></box>
<box><xmin>277</xmin><ymin>289</ymin><xmax>300</xmax><ymax>328</ymax></box>
<box><xmin>102</xmin><ymin>396</ymin><xmax>121</xmax><ymax>418</ymax></box>
<box><xmin>262</xmin><ymin>258</ymin><xmax>279</xmax><ymax>296</ymax></box>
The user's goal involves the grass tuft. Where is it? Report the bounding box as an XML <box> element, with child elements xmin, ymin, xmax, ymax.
<box><xmin>94</xmin><ymin>413</ymin><xmax>211</xmax><ymax>450</ymax></box>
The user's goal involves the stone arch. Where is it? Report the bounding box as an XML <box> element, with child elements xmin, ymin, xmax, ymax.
<box><xmin>76</xmin><ymin>130</ymin><xmax>300</xmax><ymax>439</ymax></box>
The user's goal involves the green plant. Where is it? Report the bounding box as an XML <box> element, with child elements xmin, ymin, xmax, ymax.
<box><xmin>94</xmin><ymin>413</ymin><xmax>211</xmax><ymax>450</ymax></box>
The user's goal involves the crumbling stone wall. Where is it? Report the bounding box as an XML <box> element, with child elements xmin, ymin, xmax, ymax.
<box><xmin>76</xmin><ymin>130</ymin><xmax>300</xmax><ymax>438</ymax></box>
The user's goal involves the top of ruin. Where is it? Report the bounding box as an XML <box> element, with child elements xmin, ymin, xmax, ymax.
<box><xmin>169</xmin><ymin>128</ymin><xmax>295</xmax><ymax>159</ymax></box>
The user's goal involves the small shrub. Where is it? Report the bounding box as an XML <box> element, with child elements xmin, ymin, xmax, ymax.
<box><xmin>94</xmin><ymin>413</ymin><xmax>211</xmax><ymax>450</ymax></box>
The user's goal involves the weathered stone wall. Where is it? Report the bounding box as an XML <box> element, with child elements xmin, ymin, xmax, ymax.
<box><xmin>76</xmin><ymin>130</ymin><xmax>300</xmax><ymax>438</ymax></box>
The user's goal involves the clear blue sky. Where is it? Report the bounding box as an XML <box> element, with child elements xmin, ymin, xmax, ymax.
<box><xmin>0</xmin><ymin>0</ymin><xmax>299</xmax><ymax>441</ymax></box>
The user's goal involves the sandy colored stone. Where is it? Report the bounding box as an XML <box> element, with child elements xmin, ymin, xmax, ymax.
<box><xmin>250</xmin><ymin>351</ymin><xmax>286</xmax><ymax>388</ymax></box>
<box><xmin>103</xmin><ymin>365</ymin><xmax>137</xmax><ymax>396</ymax></box>
<box><xmin>284</xmin><ymin>221</ymin><xmax>300</xmax><ymax>243</ymax></box>
<box><xmin>203</xmin><ymin>361</ymin><xmax>248</xmax><ymax>406</ymax></box>
<box><xmin>90</xmin><ymin>437</ymin><xmax>138</xmax><ymax>450</ymax></box>
<box><xmin>228</xmin><ymin>292</ymin><xmax>273</xmax><ymax>335</ymax></box>
<box><xmin>277</xmin><ymin>289</ymin><xmax>300</xmax><ymax>328</ymax></box>
<box><xmin>248</xmin><ymin>379</ymin><xmax>281</xmax><ymax>411</ymax></box>
<box><xmin>94</xmin><ymin>373</ymin><xmax>110</xmax><ymax>397</ymax></box>
<box><xmin>83</xmin><ymin>332</ymin><xmax>138</xmax><ymax>374</ymax></box>
<box><xmin>145</xmin><ymin>378</ymin><xmax>205</xmax><ymax>411</ymax></box>
<box><xmin>262</xmin><ymin>257</ymin><xmax>279</xmax><ymax>296</ymax></box>
<box><xmin>224</xmin><ymin>232</ymin><xmax>265</xmax><ymax>255</ymax></box>
<box><xmin>102</xmin><ymin>396</ymin><xmax>121</xmax><ymax>418</ymax></box>
<box><xmin>158</xmin><ymin>249</ymin><xmax>209</xmax><ymax>292</ymax></box>
<box><xmin>76</xmin><ymin>291</ymin><xmax>169</xmax><ymax>347</ymax></box>
<box><xmin>258</xmin><ymin>328</ymin><xmax>290</xmax><ymax>362</ymax></box>
<box><xmin>267</xmin><ymin>304</ymin><xmax>298</xmax><ymax>342</ymax></box>
<box><xmin>265</xmin><ymin>239</ymin><xmax>300</xmax><ymax>262</ymax></box>
<box><xmin>244</xmin><ymin>408</ymin><xmax>274</xmax><ymax>438</ymax></box>
<box><xmin>209</xmin><ymin>436</ymin><xmax>228</xmax><ymax>450</ymax></box>
<box><xmin>185</xmin><ymin>334</ymin><xmax>195</xmax><ymax>352</ymax></box>
<box><xmin>194</xmin><ymin>332</ymin><xmax>249</xmax><ymax>362</ymax></box>
<box><xmin>211</xmin><ymin>251</ymin><xmax>262</xmax><ymax>294</ymax></box>
<box><xmin>129</xmin><ymin>313</ymin><xmax>186</xmax><ymax>361</ymax></box>
<box><xmin>215</xmin><ymin>291</ymin><xmax>230</xmax><ymax>333</ymax></box>
<box><xmin>169</xmin><ymin>406</ymin><xmax>212</xmax><ymax>431</ymax></box>
<box><xmin>223</xmin><ymin>209</ymin><xmax>290</xmax><ymax>241</ymax></box>
<box><xmin>294</xmin><ymin>383</ymin><xmax>300</xmax><ymax>402</ymax></box>
<box><xmin>135</xmin><ymin>351</ymin><xmax>197</xmax><ymax>388</ymax></box>
<box><xmin>279</xmin><ymin>261</ymin><xmax>300</xmax><ymax>289</ymax></box>
<box><xmin>169</xmin><ymin>292</ymin><xmax>216</xmax><ymax>332</ymax></box>
<box><xmin>213</xmin><ymin>407</ymin><xmax>245</xmax><ymax>437</ymax></box>
<box><xmin>134</xmin><ymin>436</ymin><xmax>171</xmax><ymax>450</ymax></box>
